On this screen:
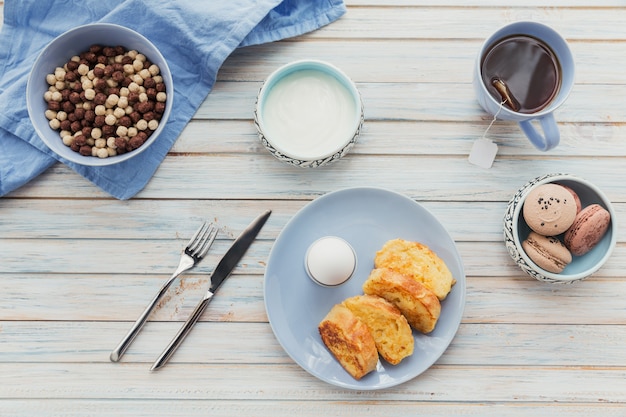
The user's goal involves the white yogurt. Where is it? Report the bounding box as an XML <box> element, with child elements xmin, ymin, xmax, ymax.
<box><xmin>305</xmin><ymin>236</ymin><xmax>357</xmax><ymax>287</ymax></box>
<box><xmin>261</xmin><ymin>69</ymin><xmax>358</xmax><ymax>160</ymax></box>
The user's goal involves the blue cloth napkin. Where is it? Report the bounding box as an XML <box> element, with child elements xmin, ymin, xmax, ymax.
<box><xmin>0</xmin><ymin>0</ymin><xmax>345</xmax><ymax>199</ymax></box>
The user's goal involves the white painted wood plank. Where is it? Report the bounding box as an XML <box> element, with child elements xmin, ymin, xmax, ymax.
<box><xmin>173</xmin><ymin>119</ymin><xmax>626</xmax><ymax>157</ymax></box>
<box><xmin>1</xmin><ymin>238</ymin><xmax>624</xmax><ymax>278</ymax></box>
<box><xmin>5</xmin><ymin>154</ymin><xmax>626</xmax><ymax>201</ymax></box>
<box><xmin>2</xmin><ymin>272</ymin><xmax>625</xmax><ymax>324</ymax></box>
<box><xmin>197</xmin><ymin>82</ymin><xmax>626</xmax><ymax>124</ymax></box>
<box><xmin>1</xmin><ymin>363</ymin><xmax>625</xmax><ymax>403</ymax></box>
<box><xmin>3</xmin><ymin>321</ymin><xmax>626</xmax><ymax>368</ymax></box>
<box><xmin>6</xmin><ymin>198</ymin><xmax>624</xmax><ymax>243</ymax></box>
<box><xmin>3</xmin><ymin>399</ymin><xmax>626</xmax><ymax>417</ymax></box>
<box><xmin>310</xmin><ymin>7</ymin><xmax>626</xmax><ymax>41</ymax></box>
<box><xmin>223</xmin><ymin>40</ymin><xmax>626</xmax><ymax>85</ymax></box>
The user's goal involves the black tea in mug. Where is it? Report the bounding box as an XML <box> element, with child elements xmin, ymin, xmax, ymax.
<box><xmin>481</xmin><ymin>35</ymin><xmax>561</xmax><ymax>114</ymax></box>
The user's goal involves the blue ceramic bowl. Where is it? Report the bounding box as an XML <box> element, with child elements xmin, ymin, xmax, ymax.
<box><xmin>504</xmin><ymin>173</ymin><xmax>616</xmax><ymax>283</ymax></box>
<box><xmin>26</xmin><ymin>23</ymin><xmax>173</xmax><ymax>166</ymax></box>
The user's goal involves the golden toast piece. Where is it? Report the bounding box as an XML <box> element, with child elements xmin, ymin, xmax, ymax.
<box><xmin>363</xmin><ymin>268</ymin><xmax>441</xmax><ymax>334</ymax></box>
<box><xmin>342</xmin><ymin>295</ymin><xmax>414</xmax><ymax>365</ymax></box>
<box><xmin>374</xmin><ymin>238</ymin><xmax>456</xmax><ymax>300</ymax></box>
<box><xmin>318</xmin><ymin>304</ymin><xmax>378</xmax><ymax>380</ymax></box>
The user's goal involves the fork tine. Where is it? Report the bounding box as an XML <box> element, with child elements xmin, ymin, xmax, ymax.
<box><xmin>194</xmin><ymin>223</ymin><xmax>218</xmax><ymax>259</ymax></box>
<box><xmin>186</xmin><ymin>221</ymin><xmax>209</xmax><ymax>253</ymax></box>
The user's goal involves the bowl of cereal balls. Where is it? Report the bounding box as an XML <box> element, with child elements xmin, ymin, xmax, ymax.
<box><xmin>504</xmin><ymin>173</ymin><xmax>616</xmax><ymax>283</ymax></box>
<box><xmin>26</xmin><ymin>23</ymin><xmax>172</xmax><ymax>166</ymax></box>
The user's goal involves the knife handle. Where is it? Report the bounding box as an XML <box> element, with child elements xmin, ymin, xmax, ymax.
<box><xmin>150</xmin><ymin>291</ymin><xmax>214</xmax><ymax>371</ymax></box>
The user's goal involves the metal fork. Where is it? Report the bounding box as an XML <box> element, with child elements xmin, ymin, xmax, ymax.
<box><xmin>110</xmin><ymin>221</ymin><xmax>218</xmax><ymax>362</ymax></box>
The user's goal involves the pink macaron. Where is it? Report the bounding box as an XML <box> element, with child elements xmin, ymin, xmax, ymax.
<box><xmin>522</xmin><ymin>231</ymin><xmax>573</xmax><ymax>273</ymax></box>
<box><xmin>558</xmin><ymin>184</ymin><xmax>582</xmax><ymax>213</ymax></box>
<box><xmin>523</xmin><ymin>184</ymin><xmax>578</xmax><ymax>236</ymax></box>
<box><xmin>564</xmin><ymin>204</ymin><xmax>611</xmax><ymax>256</ymax></box>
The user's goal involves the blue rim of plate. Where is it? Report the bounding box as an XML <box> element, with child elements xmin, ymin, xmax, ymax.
<box><xmin>264</xmin><ymin>187</ymin><xmax>466</xmax><ymax>390</ymax></box>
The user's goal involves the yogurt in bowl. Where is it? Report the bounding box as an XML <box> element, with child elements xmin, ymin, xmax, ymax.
<box><xmin>255</xmin><ymin>60</ymin><xmax>363</xmax><ymax>168</ymax></box>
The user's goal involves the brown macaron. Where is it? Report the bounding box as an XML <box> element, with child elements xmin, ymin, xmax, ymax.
<box><xmin>523</xmin><ymin>184</ymin><xmax>578</xmax><ymax>236</ymax></box>
<box><xmin>564</xmin><ymin>204</ymin><xmax>611</xmax><ymax>256</ymax></box>
<box><xmin>522</xmin><ymin>231</ymin><xmax>573</xmax><ymax>274</ymax></box>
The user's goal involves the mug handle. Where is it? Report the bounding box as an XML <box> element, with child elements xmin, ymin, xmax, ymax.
<box><xmin>519</xmin><ymin>113</ymin><xmax>560</xmax><ymax>151</ymax></box>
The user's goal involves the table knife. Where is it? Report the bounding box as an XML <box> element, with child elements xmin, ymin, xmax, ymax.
<box><xmin>150</xmin><ymin>209</ymin><xmax>271</xmax><ymax>371</ymax></box>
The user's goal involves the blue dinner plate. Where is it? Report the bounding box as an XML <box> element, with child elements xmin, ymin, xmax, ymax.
<box><xmin>264</xmin><ymin>187</ymin><xmax>466</xmax><ymax>390</ymax></box>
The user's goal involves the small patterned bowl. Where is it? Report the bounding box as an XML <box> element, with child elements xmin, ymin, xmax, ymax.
<box><xmin>504</xmin><ymin>173</ymin><xmax>616</xmax><ymax>283</ymax></box>
<box><xmin>254</xmin><ymin>60</ymin><xmax>363</xmax><ymax>168</ymax></box>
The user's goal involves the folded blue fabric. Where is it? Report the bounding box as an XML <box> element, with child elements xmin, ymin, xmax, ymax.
<box><xmin>0</xmin><ymin>0</ymin><xmax>345</xmax><ymax>199</ymax></box>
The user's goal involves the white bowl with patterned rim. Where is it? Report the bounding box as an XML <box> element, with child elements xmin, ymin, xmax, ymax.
<box><xmin>504</xmin><ymin>173</ymin><xmax>616</xmax><ymax>283</ymax></box>
<box><xmin>254</xmin><ymin>60</ymin><xmax>363</xmax><ymax>168</ymax></box>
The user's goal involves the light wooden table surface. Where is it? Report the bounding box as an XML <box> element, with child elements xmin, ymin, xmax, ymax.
<box><xmin>2</xmin><ymin>1</ymin><xmax>626</xmax><ymax>416</ymax></box>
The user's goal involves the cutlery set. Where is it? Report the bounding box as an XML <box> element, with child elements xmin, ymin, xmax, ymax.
<box><xmin>110</xmin><ymin>210</ymin><xmax>272</xmax><ymax>370</ymax></box>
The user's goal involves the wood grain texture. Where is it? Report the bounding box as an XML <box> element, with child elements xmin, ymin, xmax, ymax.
<box><xmin>1</xmin><ymin>0</ymin><xmax>625</xmax><ymax>414</ymax></box>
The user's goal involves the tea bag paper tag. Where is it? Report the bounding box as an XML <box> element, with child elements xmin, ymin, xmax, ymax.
<box><xmin>468</xmin><ymin>138</ymin><xmax>498</xmax><ymax>169</ymax></box>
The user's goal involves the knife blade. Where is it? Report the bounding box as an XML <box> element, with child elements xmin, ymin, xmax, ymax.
<box><xmin>150</xmin><ymin>209</ymin><xmax>271</xmax><ymax>371</ymax></box>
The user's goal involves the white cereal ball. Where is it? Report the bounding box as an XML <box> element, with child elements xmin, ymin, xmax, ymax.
<box><xmin>105</xmin><ymin>114</ymin><xmax>117</xmax><ymax>126</ymax></box>
<box><xmin>116</xmin><ymin>125</ymin><xmax>128</xmax><ymax>137</ymax></box>
<box><xmin>107</xmin><ymin>147</ymin><xmax>117</xmax><ymax>157</ymax></box>
<box><xmin>92</xmin><ymin>147</ymin><xmax>99</xmax><ymax>157</ymax></box>
<box><xmin>128</xmin><ymin>82</ymin><xmax>140</xmax><ymax>93</ymax></box>
<box><xmin>77</xmin><ymin>63</ymin><xmax>89</xmax><ymax>76</ymax></box>
<box><xmin>113</xmin><ymin>107</ymin><xmax>125</xmax><ymax>119</ymax></box>
<box><xmin>123</xmin><ymin>64</ymin><xmax>135</xmax><ymax>75</ymax></box>
<box><xmin>55</xmin><ymin>81</ymin><xmax>66</xmax><ymax>90</ymax></box>
<box><xmin>139</xmin><ymin>69</ymin><xmax>151</xmax><ymax>80</ymax></box>
<box><xmin>44</xmin><ymin>110</ymin><xmax>57</xmax><ymax>120</ymax></box>
<box><xmin>84</xmin><ymin>88</ymin><xmax>96</xmax><ymax>101</ymax></box>
<box><xmin>107</xmin><ymin>137</ymin><xmax>117</xmax><ymax>148</ymax></box>
<box><xmin>106</xmin><ymin>94</ymin><xmax>119</xmax><ymax>108</ymax></box>
<box><xmin>136</xmin><ymin>119</ymin><xmax>148</xmax><ymax>131</ymax></box>
<box><xmin>62</xmin><ymin>135</ymin><xmax>74</xmax><ymax>146</ymax></box>
<box><xmin>49</xmin><ymin>119</ymin><xmax>61</xmax><ymax>129</ymax></box>
<box><xmin>117</xmin><ymin>96</ymin><xmax>129</xmax><ymax>109</ymax></box>
<box><xmin>148</xmin><ymin>120</ymin><xmax>159</xmax><ymax>131</ymax></box>
<box><xmin>127</xmin><ymin>127</ymin><xmax>138</xmax><ymax>137</ymax></box>
<box><xmin>132</xmin><ymin>60</ymin><xmax>143</xmax><ymax>72</ymax></box>
<box><xmin>46</xmin><ymin>74</ymin><xmax>57</xmax><ymax>85</ymax></box>
<box><xmin>44</xmin><ymin>91</ymin><xmax>54</xmax><ymax>102</ymax></box>
<box><xmin>138</xmin><ymin>92</ymin><xmax>148</xmax><ymax>103</ymax></box>
<box><xmin>54</xmin><ymin>67</ymin><xmax>66</xmax><ymax>80</ymax></box>
<box><xmin>131</xmin><ymin>74</ymin><xmax>144</xmax><ymax>85</ymax></box>
<box><xmin>136</xmin><ymin>53</ymin><xmax>146</xmax><ymax>62</ymax></box>
<box><xmin>156</xmin><ymin>92</ymin><xmax>167</xmax><ymax>102</ymax></box>
<box><xmin>148</xmin><ymin>64</ymin><xmax>160</xmax><ymax>76</ymax></box>
<box><xmin>119</xmin><ymin>87</ymin><xmax>130</xmax><ymax>97</ymax></box>
<box><xmin>95</xmin><ymin>138</ymin><xmax>106</xmax><ymax>149</ymax></box>
<box><xmin>56</xmin><ymin>111</ymin><xmax>68</xmax><ymax>122</ymax></box>
<box><xmin>86</xmin><ymin>137</ymin><xmax>95</xmax><ymax>146</ymax></box>
<box><xmin>96</xmin><ymin>148</ymin><xmax>109</xmax><ymax>158</ymax></box>
<box><xmin>51</xmin><ymin>91</ymin><xmax>63</xmax><ymax>102</ymax></box>
<box><xmin>91</xmin><ymin>127</ymin><xmax>102</xmax><ymax>139</ymax></box>
<box><xmin>94</xmin><ymin>105</ymin><xmax>106</xmax><ymax>116</ymax></box>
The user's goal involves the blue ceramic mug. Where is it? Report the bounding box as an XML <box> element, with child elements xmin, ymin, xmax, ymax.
<box><xmin>473</xmin><ymin>22</ymin><xmax>575</xmax><ymax>151</ymax></box>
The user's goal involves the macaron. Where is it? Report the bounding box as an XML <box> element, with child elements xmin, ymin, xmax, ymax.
<box><xmin>564</xmin><ymin>204</ymin><xmax>611</xmax><ymax>256</ymax></box>
<box><xmin>558</xmin><ymin>184</ymin><xmax>582</xmax><ymax>213</ymax></box>
<box><xmin>522</xmin><ymin>231</ymin><xmax>572</xmax><ymax>274</ymax></box>
<box><xmin>523</xmin><ymin>184</ymin><xmax>578</xmax><ymax>236</ymax></box>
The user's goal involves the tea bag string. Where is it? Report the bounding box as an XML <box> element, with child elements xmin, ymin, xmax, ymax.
<box><xmin>482</xmin><ymin>98</ymin><xmax>505</xmax><ymax>140</ymax></box>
